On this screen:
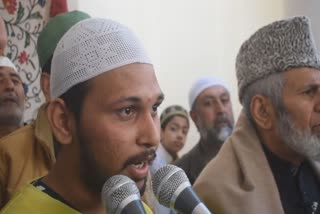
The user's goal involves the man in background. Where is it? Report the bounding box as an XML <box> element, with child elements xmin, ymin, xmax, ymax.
<box><xmin>175</xmin><ymin>77</ymin><xmax>234</xmax><ymax>184</ymax></box>
<box><xmin>0</xmin><ymin>16</ymin><xmax>26</xmax><ymax>139</ymax></box>
<box><xmin>0</xmin><ymin>56</ymin><xmax>25</xmax><ymax>139</ymax></box>
<box><xmin>194</xmin><ymin>16</ymin><xmax>320</xmax><ymax>214</ymax></box>
<box><xmin>0</xmin><ymin>11</ymin><xmax>90</xmax><ymax>208</ymax></box>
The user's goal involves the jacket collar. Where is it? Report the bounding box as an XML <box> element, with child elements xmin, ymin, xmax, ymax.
<box><xmin>34</xmin><ymin>103</ymin><xmax>55</xmax><ymax>164</ymax></box>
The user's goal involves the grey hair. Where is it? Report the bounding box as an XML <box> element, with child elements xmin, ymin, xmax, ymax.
<box><xmin>241</xmin><ymin>72</ymin><xmax>285</xmax><ymax>124</ymax></box>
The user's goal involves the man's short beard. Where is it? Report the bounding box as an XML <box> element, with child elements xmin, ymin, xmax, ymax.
<box><xmin>0</xmin><ymin>108</ymin><xmax>23</xmax><ymax>127</ymax></box>
<box><xmin>77</xmin><ymin>122</ymin><xmax>149</xmax><ymax>196</ymax></box>
<box><xmin>276</xmin><ymin>108</ymin><xmax>320</xmax><ymax>161</ymax></box>
<box><xmin>78</xmin><ymin>129</ymin><xmax>109</xmax><ymax>195</ymax></box>
<box><xmin>198</xmin><ymin>113</ymin><xmax>233</xmax><ymax>144</ymax></box>
<box><xmin>205</xmin><ymin>125</ymin><xmax>233</xmax><ymax>143</ymax></box>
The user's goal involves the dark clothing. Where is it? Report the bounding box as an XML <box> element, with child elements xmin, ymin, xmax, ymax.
<box><xmin>264</xmin><ymin>145</ymin><xmax>320</xmax><ymax>214</ymax></box>
<box><xmin>174</xmin><ymin>139</ymin><xmax>221</xmax><ymax>185</ymax></box>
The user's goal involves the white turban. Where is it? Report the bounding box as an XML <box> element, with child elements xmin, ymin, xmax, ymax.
<box><xmin>50</xmin><ymin>18</ymin><xmax>152</xmax><ymax>99</ymax></box>
<box><xmin>189</xmin><ymin>77</ymin><xmax>230</xmax><ymax>109</ymax></box>
<box><xmin>0</xmin><ymin>56</ymin><xmax>17</xmax><ymax>72</ymax></box>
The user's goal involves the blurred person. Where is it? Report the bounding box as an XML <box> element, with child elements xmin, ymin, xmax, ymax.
<box><xmin>174</xmin><ymin>77</ymin><xmax>234</xmax><ymax>184</ymax></box>
<box><xmin>147</xmin><ymin>105</ymin><xmax>189</xmax><ymax>214</ymax></box>
<box><xmin>0</xmin><ymin>11</ymin><xmax>90</xmax><ymax>208</ymax></box>
<box><xmin>194</xmin><ymin>16</ymin><xmax>320</xmax><ymax>214</ymax></box>
<box><xmin>0</xmin><ymin>16</ymin><xmax>26</xmax><ymax>138</ymax></box>
<box><xmin>157</xmin><ymin>105</ymin><xmax>189</xmax><ymax>163</ymax></box>
<box><xmin>1</xmin><ymin>18</ymin><xmax>163</xmax><ymax>213</ymax></box>
<box><xmin>0</xmin><ymin>56</ymin><xmax>25</xmax><ymax>139</ymax></box>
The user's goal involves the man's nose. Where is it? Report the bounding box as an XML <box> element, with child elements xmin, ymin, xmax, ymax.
<box><xmin>137</xmin><ymin>113</ymin><xmax>160</xmax><ymax>148</ymax></box>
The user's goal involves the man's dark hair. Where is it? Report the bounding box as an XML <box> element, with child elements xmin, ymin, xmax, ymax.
<box><xmin>53</xmin><ymin>80</ymin><xmax>91</xmax><ymax>154</ymax></box>
<box><xmin>60</xmin><ymin>80</ymin><xmax>91</xmax><ymax>122</ymax></box>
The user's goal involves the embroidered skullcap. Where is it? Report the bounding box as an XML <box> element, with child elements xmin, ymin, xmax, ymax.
<box><xmin>160</xmin><ymin>105</ymin><xmax>189</xmax><ymax>127</ymax></box>
<box><xmin>0</xmin><ymin>56</ymin><xmax>17</xmax><ymax>72</ymax></box>
<box><xmin>50</xmin><ymin>18</ymin><xmax>152</xmax><ymax>99</ymax></box>
<box><xmin>37</xmin><ymin>10</ymin><xmax>90</xmax><ymax>69</ymax></box>
<box><xmin>236</xmin><ymin>16</ymin><xmax>320</xmax><ymax>103</ymax></box>
<box><xmin>189</xmin><ymin>77</ymin><xmax>230</xmax><ymax>109</ymax></box>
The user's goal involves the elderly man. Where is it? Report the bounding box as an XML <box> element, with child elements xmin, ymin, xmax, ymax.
<box><xmin>0</xmin><ymin>11</ymin><xmax>90</xmax><ymax>208</ymax></box>
<box><xmin>0</xmin><ymin>16</ymin><xmax>26</xmax><ymax>139</ymax></box>
<box><xmin>194</xmin><ymin>16</ymin><xmax>320</xmax><ymax>214</ymax></box>
<box><xmin>174</xmin><ymin>77</ymin><xmax>234</xmax><ymax>184</ymax></box>
<box><xmin>0</xmin><ymin>56</ymin><xmax>25</xmax><ymax>138</ymax></box>
<box><xmin>1</xmin><ymin>18</ymin><xmax>163</xmax><ymax>213</ymax></box>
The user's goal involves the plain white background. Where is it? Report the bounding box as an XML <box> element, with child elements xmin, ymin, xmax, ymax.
<box><xmin>67</xmin><ymin>0</ymin><xmax>320</xmax><ymax>155</ymax></box>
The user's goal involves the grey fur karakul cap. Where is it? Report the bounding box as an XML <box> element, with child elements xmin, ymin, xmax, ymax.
<box><xmin>236</xmin><ymin>16</ymin><xmax>320</xmax><ymax>102</ymax></box>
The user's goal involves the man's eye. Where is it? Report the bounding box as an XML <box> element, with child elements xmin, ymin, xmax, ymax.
<box><xmin>122</xmin><ymin>107</ymin><xmax>132</xmax><ymax>115</ymax></box>
<box><xmin>152</xmin><ymin>104</ymin><xmax>161</xmax><ymax>113</ymax></box>
<box><xmin>12</xmin><ymin>79</ymin><xmax>22</xmax><ymax>85</ymax></box>
<box><xmin>304</xmin><ymin>87</ymin><xmax>318</xmax><ymax>96</ymax></box>
<box><xmin>170</xmin><ymin>127</ymin><xmax>177</xmax><ymax>132</ymax></box>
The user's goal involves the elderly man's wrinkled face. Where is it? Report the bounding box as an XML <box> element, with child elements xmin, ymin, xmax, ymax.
<box><xmin>0</xmin><ymin>67</ymin><xmax>25</xmax><ymax>126</ymax></box>
<box><xmin>191</xmin><ymin>85</ymin><xmax>234</xmax><ymax>143</ymax></box>
<box><xmin>276</xmin><ymin>68</ymin><xmax>320</xmax><ymax>160</ymax></box>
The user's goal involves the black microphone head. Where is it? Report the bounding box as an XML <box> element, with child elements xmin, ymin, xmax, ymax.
<box><xmin>152</xmin><ymin>164</ymin><xmax>190</xmax><ymax>208</ymax></box>
<box><xmin>101</xmin><ymin>175</ymin><xmax>141</xmax><ymax>214</ymax></box>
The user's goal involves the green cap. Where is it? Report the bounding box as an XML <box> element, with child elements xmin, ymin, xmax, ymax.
<box><xmin>37</xmin><ymin>10</ymin><xmax>90</xmax><ymax>69</ymax></box>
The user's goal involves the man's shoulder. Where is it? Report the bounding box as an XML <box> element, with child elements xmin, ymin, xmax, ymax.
<box><xmin>0</xmin><ymin>124</ymin><xmax>36</xmax><ymax>150</ymax></box>
<box><xmin>0</xmin><ymin>184</ymin><xmax>80</xmax><ymax>214</ymax></box>
<box><xmin>195</xmin><ymin>140</ymin><xmax>239</xmax><ymax>186</ymax></box>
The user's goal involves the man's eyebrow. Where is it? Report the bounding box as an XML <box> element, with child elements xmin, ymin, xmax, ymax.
<box><xmin>0</xmin><ymin>72</ymin><xmax>21</xmax><ymax>80</ymax></box>
<box><xmin>114</xmin><ymin>96</ymin><xmax>142</xmax><ymax>105</ymax></box>
<box><xmin>113</xmin><ymin>92</ymin><xmax>165</xmax><ymax>105</ymax></box>
<box><xmin>10</xmin><ymin>73</ymin><xmax>22</xmax><ymax>80</ymax></box>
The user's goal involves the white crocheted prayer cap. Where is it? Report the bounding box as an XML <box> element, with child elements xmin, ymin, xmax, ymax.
<box><xmin>189</xmin><ymin>76</ymin><xmax>230</xmax><ymax>109</ymax></box>
<box><xmin>0</xmin><ymin>56</ymin><xmax>17</xmax><ymax>72</ymax></box>
<box><xmin>50</xmin><ymin>18</ymin><xmax>152</xmax><ymax>99</ymax></box>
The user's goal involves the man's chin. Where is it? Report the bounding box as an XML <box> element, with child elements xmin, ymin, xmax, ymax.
<box><xmin>136</xmin><ymin>177</ymin><xmax>147</xmax><ymax>195</ymax></box>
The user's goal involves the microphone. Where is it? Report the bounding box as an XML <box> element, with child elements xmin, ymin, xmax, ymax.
<box><xmin>152</xmin><ymin>164</ymin><xmax>211</xmax><ymax>214</ymax></box>
<box><xmin>101</xmin><ymin>175</ymin><xmax>146</xmax><ymax>214</ymax></box>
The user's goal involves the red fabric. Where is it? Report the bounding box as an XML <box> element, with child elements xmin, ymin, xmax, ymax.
<box><xmin>50</xmin><ymin>0</ymin><xmax>68</xmax><ymax>17</ymax></box>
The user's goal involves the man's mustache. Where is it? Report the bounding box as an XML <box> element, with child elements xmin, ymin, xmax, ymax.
<box><xmin>123</xmin><ymin>148</ymin><xmax>156</xmax><ymax>167</ymax></box>
<box><xmin>214</xmin><ymin>113</ymin><xmax>232</xmax><ymax>128</ymax></box>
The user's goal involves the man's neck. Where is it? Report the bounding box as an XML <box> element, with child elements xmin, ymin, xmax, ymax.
<box><xmin>258</xmin><ymin>130</ymin><xmax>304</xmax><ymax>167</ymax></box>
<box><xmin>42</xmin><ymin>158</ymin><xmax>105</xmax><ymax>213</ymax></box>
<box><xmin>0</xmin><ymin>125</ymin><xmax>20</xmax><ymax>138</ymax></box>
<box><xmin>200</xmin><ymin>136</ymin><xmax>222</xmax><ymax>149</ymax></box>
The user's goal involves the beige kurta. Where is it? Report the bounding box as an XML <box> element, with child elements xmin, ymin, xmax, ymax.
<box><xmin>0</xmin><ymin>104</ymin><xmax>55</xmax><ymax>208</ymax></box>
<box><xmin>194</xmin><ymin>110</ymin><xmax>320</xmax><ymax>214</ymax></box>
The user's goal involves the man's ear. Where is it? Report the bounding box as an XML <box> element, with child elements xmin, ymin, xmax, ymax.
<box><xmin>40</xmin><ymin>73</ymin><xmax>51</xmax><ymax>102</ymax></box>
<box><xmin>250</xmin><ymin>95</ymin><xmax>276</xmax><ymax>130</ymax></box>
<box><xmin>47</xmin><ymin>99</ymin><xmax>74</xmax><ymax>145</ymax></box>
<box><xmin>190</xmin><ymin>110</ymin><xmax>197</xmax><ymax>125</ymax></box>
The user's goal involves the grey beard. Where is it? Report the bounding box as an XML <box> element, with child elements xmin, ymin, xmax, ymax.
<box><xmin>217</xmin><ymin>126</ymin><xmax>232</xmax><ymax>142</ymax></box>
<box><xmin>204</xmin><ymin>125</ymin><xmax>233</xmax><ymax>144</ymax></box>
<box><xmin>276</xmin><ymin>110</ymin><xmax>320</xmax><ymax>161</ymax></box>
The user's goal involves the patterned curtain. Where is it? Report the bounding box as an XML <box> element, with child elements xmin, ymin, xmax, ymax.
<box><xmin>0</xmin><ymin>0</ymin><xmax>67</xmax><ymax>123</ymax></box>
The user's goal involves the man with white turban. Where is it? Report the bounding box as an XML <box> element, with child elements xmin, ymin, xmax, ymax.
<box><xmin>174</xmin><ymin>76</ymin><xmax>235</xmax><ymax>185</ymax></box>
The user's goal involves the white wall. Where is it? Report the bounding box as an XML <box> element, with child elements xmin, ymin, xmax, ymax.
<box><xmin>283</xmin><ymin>0</ymin><xmax>320</xmax><ymax>48</ymax></box>
<box><xmin>68</xmin><ymin>0</ymin><xmax>283</xmax><ymax>155</ymax></box>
